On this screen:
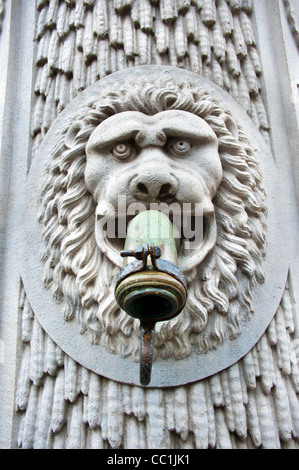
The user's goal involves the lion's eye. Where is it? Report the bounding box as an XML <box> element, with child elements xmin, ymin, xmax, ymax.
<box><xmin>168</xmin><ymin>139</ymin><xmax>191</xmax><ymax>157</ymax></box>
<box><xmin>112</xmin><ymin>143</ymin><xmax>133</xmax><ymax>160</ymax></box>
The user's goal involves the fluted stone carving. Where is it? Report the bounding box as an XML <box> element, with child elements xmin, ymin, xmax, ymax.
<box><xmin>16</xmin><ymin>276</ymin><xmax>299</xmax><ymax>449</ymax></box>
<box><xmin>31</xmin><ymin>0</ymin><xmax>269</xmax><ymax>158</ymax></box>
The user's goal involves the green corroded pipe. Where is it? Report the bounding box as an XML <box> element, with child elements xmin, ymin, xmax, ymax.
<box><xmin>124</xmin><ymin>209</ymin><xmax>178</xmax><ymax>266</ymax></box>
<box><xmin>114</xmin><ymin>210</ymin><xmax>187</xmax><ymax>385</ymax></box>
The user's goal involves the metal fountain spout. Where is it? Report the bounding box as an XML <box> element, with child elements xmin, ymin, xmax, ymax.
<box><xmin>114</xmin><ymin>210</ymin><xmax>187</xmax><ymax>386</ymax></box>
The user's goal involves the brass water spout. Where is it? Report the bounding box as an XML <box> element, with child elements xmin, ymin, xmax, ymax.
<box><xmin>114</xmin><ymin>210</ymin><xmax>187</xmax><ymax>386</ymax></box>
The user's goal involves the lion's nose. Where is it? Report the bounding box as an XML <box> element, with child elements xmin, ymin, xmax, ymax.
<box><xmin>130</xmin><ymin>172</ymin><xmax>178</xmax><ymax>201</ymax></box>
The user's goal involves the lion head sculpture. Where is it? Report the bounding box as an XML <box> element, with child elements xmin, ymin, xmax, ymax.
<box><xmin>39</xmin><ymin>71</ymin><xmax>267</xmax><ymax>361</ymax></box>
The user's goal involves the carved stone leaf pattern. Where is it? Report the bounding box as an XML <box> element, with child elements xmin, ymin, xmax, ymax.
<box><xmin>0</xmin><ymin>0</ymin><xmax>4</xmax><ymax>32</ymax></box>
<box><xmin>15</xmin><ymin>0</ymin><xmax>299</xmax><ymax>449</ymax></box>
<box><xmin>16</xmin><ymin>275</ymin><xmax>299</xmax><ymax>449</ymax></box>
<box><xmin>31</xmin><ymin>0</ymin><xmax>269</xmax><ymax>158</ymax></box>
<box><xmin>283</xmin><ymin>0</ymin><xmax>299</xmax><ymax>48</ymax></box>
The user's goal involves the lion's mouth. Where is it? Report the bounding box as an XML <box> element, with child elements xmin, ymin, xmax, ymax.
<box><xmin>95</xmin><ymin>207</ymin><xmax>217</xmax><ymax>274</ymax></box>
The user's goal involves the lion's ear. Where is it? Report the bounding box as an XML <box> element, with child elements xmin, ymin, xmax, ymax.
<box><xmin>224</xmin><ymin>115</ymin><xmax>239</xmax><ymax>140</ymax></box>
<box><xmin>65</xmin><ymin>121</ymin><xmax>83</xmax><ymax>148</ymax></box>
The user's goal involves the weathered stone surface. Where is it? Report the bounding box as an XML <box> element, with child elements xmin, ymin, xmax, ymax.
<box><xmin>0</xmin><ymin>0</ymin><xmax>298</xmax><ymax>450</ymax></box>
<box><xmin>21</xmin><ymin>66</ymin><xmax>286</xmax><ymax>388</ymax></box>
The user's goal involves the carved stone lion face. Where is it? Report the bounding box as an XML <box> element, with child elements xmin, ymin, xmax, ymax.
<box><xmin>39</xmin><ymin>71</ymin><xmax>266</xmax><ymax>361</ymax></box>
<box><xmin>85</xmin><ymin>110</ymin><xmax>222</xmax><ymax>272</ymax></box>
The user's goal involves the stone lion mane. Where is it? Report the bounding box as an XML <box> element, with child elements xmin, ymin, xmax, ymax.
<box><xmin>39</xmin><ymin>73</ymin><xmax>267</xmax><ymax>360</ymax></box>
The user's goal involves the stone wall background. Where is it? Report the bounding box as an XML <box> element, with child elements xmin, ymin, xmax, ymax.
<box><xmin>15</xmin><ymin>275</ymin><xmax>299</xmax><ymax>449</ymax></box>
<box><xmin>30</xmin><ymin>0</ymin><xmax>270</xmax><ymax>162</ymax></box>
<box><xmin>0</xmin><ymin>0</ymin><xmax>299</xmax><ymax>449</ymax></box>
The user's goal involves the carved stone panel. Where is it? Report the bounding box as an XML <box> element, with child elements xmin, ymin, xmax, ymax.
<box><xmin>21</xmin><ymin>66</ymin><xmax>289</xmax><ymax>387</ymax></box>
<box><xmin>1</xmin><ymin>0</ymin><xmax>298</xmax><ymax>450</ymax></box>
